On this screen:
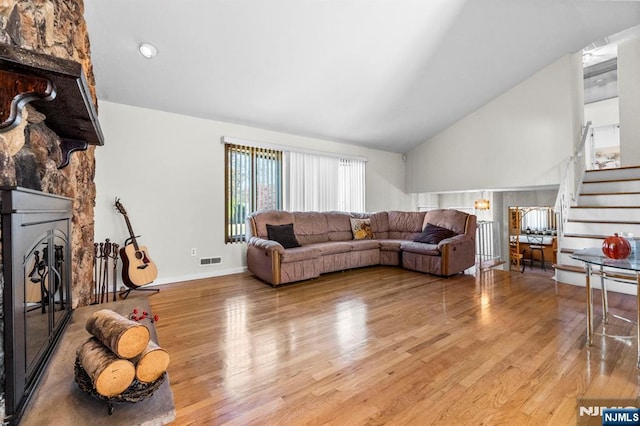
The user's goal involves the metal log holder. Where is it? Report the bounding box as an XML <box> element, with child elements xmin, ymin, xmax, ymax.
<box><xmin>74</xmin><ymin>357</ymin><xmax>166</xmax><ymax>415</ymax></box>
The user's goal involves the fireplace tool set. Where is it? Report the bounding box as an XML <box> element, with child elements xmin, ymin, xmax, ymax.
<box><xmin>93</xmin><ymin>239</ymin><xmax>119</xmax><ymax>304</ymax></box>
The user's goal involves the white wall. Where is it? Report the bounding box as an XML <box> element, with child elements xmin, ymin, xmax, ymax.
<box><xmin>618</xmin><ymin>35</ymin><xmax>640</xmax><ymax>166</ymax></box>
<box><xmin>405</xmin><ymin>54</ymin><xmax>581</xmax><ymax>194</ymax></box>
<box><xmin>585</xmin><ymin>98</ymin><xmax>619</xmax><ymax>127</ymax></box>
<box><xmin>500</xmin><ymin>189</ymin><xmax>557</xmax><ymax>210</ymax></box>
<box><xmin>94</xmin><ymin>102</ymin><xmax>409</xmax><ymax>285</ymax></box>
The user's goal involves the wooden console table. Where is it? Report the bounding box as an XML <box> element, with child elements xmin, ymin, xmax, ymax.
<box><xmin>571</xmin><ymin>248</ymin><xmax>640</xmax><ymax>368</ymax></box>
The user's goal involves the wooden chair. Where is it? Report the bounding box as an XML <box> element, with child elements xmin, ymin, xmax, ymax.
<box><xmin>510</xmin><ymin>236</ymin><xmax>525</xmax><ymax>273</ymax></box>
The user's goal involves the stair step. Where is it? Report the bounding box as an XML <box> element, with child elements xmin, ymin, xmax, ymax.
<box><xmin>582</xmin><ymin>180</ymin><xmax>640</xmax><ymax>194</ymax></box>
<box><xmin>568</xmin><ymin>219</ymin><xmax>640</xmax><ymax>225</ymax></box>
<box><xmin>554</xmin><ymin>265</ymin><xmax>636</xmax><ymax>295</ymax></box>
<box><xmin>584</xmin><ymin>178</ymin><xmax>640</xmax><ymax>184</ymax></box>
<box><xmin>576</xmin><ymin>193</ymin><xmax>640</xmax><ymax>207</ymax></box>
<box><xmin>580</xmin><ymin>191</ymin><xmax>640</xmax><ymax>197</ymax></box>
<box><xmin>568</xmin><ymin>207</ymin><xmax>640</xmax><ymax>221</ymax></box>
<box><xmin>558</xmin><ymin>238</ymin><xmax>603</xmax><ymax>252</ymax></box>
<box><xmin>563</xmin><ymin>233</ymin><xmax>606</xmax><ymax>239</ymax></box>
<box><xmin>557</xmin><ymin>251</ymin><xmax>593</xmax><ymax>265</ymax></box>
<box><xmin>572</xmin><ymin>205</ymin><xmax>640</xmax><ymax>208</ymax></box>
<box><xmin>556</xmin><ymin>261</ymin><xmax>637</xmax><ymax>281</ymax></box>
<box><xmin>568</xmin><ymin>208</ymin><xmax>640</xmax><ymax>223</ymax></box>
<box><xmin>555</xmin><ymin>268</ymin><xmax>585</xmax><ymax>287</ymax></box>
<box><xmin>564</xmin><ymin>221</ymin><xmax>640</xmax><ymax>237</ymax></box>
<box><xmin>552</xmin><ymin>263</ymin><xmax>583</xmax><ymax>273</ymax></box>
<box><xmin>559</xmin><ymin>248</ymin><xmax>577</xmax><ymax>254</ymax></box>
<box><xmin>584</xmin><ymin>166</ymin><xmax>640</xmax><ymax>182</ymax></box>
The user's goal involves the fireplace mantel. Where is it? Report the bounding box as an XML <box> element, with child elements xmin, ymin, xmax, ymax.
<box><xmin>0</xmin><ymin>43</ymin><xmax>104</xmax><ymax>168</ymax></box>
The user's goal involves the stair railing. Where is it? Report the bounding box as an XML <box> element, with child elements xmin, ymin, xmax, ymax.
<box><xmin>554</xmin><ymin>121</ymin><xmax>591</xmax><ymax>238</ymax></box>
<box><xmin>476</xmin><ymin>220</ymin><xmax>501</xmax><ymax>271</ymax></box>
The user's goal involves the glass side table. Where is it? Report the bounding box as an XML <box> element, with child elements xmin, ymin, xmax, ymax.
<box><xmin>571</xmin><ymin>248</ymin><xmax>640</xmax><ymax>368</ymax></box>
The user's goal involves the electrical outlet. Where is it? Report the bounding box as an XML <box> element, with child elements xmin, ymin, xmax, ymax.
<box><xmin>190</xmin><ymin>248</ymin><xmax>197</xmax><ymax>256</ymax></box>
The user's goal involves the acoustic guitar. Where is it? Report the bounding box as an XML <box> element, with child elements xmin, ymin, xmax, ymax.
<box><xmin>115</xmin><ymin>198</ymin><xmax>158</xmax><ymax>288</ymax></box>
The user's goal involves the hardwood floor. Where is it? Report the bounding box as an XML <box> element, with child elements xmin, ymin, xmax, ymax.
<box><xmin>147</xmin><ymin>266</ymin><xmax>640</xmax><ymax>425</ymax></box>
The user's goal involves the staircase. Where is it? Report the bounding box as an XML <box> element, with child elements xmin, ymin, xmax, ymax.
<box><xmin>554</xmin><ymin>165</ymin><xmax>640</xmax><ymax>295</ymax></box>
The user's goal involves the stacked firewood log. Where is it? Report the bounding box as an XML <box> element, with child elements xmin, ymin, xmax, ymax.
<box><xmin>76</xmin><ymin>309</ymin><xmax>171</xmax><ymax>397</ymax></box>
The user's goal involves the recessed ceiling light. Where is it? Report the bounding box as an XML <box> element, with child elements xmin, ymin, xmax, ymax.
<box><xmin>138</xmin><ymin>43</ymin><xmax>158</xmax><ymax>59</ymax></box>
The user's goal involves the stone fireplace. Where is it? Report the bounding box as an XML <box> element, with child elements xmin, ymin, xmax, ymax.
<box><xmin>0</xmin><ymin>0</ymin><xmax>101</xmax><ymax>423</ymax></box>
<box><xmin>0</xmin><ymin>0</ymin><xmax>99</xmax><ymax>302</ymax></box>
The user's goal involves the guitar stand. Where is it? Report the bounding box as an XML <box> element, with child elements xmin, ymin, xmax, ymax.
<box><xmin>114</xmin><ymin>199</ymin><xmax>159</xmax><ymax>300</ymax></box>
<box><xmin>119</xmin><ymin>286</ymin><xmax>160</xmax><ymax>300</ymax></box>
<box><xmin>124</xmin><ymin>235</ymin><xmax>140</xmax><ymax>246</ymax></box>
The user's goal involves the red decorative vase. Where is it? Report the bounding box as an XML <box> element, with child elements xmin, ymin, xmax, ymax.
<box><xmin>602</xmin><ymin>233</ymin><xmax>631</xmax><ymax>259</ymax></box>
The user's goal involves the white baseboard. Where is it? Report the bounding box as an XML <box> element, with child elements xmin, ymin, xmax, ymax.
<box><xmin>148</xmin><ymin>267</ymin><xmax>248</xmax><ymax>287</ymax></box>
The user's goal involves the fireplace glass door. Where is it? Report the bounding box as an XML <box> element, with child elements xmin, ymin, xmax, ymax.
<box><xmin>24</xmin><ymin>229</ymin><xmax>68</xmax><ymax>380</ymax></box>
<box><xmin>1</xmin><ymin>187</ymin><xmax>72</xmax><ymax>423</ymax></box>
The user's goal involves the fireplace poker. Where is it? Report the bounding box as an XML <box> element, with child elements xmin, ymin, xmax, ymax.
<box><xmin>93</xmin><ymin>243</ymin><xmax>99</xmax><ymax>304</ymax></box>
<box><xmin>98</xmin><ymin>242</ymin><xmax>105</xmax><ymax>303</ymax></box>
<box><xmin>101</xmin><ymin>239</ymin><xmax>112</xmax><ymax>303</ymax></box>
<box><xmin>111</xmin><ymin>243</ymin><xmax>119</xmax><ymax>302</ymax></box>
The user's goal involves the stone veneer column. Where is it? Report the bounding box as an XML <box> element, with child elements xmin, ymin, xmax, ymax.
<box><xmin>0</xmin><ymin>0</ymin><xmax>98</xmax><ymax>308</ymax></box>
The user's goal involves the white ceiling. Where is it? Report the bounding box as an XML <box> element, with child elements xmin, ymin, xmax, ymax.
<box><xmin>84</xmin><ymin>0</ymin><xmax>640</xmax><ymax>154</ymax></box>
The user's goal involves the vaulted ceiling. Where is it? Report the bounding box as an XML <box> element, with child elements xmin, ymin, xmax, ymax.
<box><xmin>84</xmin><ymin>0</ymin><xmax>640</xmax><ymax>154</ymax></box>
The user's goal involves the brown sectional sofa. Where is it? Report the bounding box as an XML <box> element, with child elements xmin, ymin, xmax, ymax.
<box><xmin>246</xmin><ymin>209</ymin><xmax>477</xmax><ymax>286</ymax></box>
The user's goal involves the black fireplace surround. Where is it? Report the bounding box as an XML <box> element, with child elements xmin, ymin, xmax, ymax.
<box><xmin>0</xmin><ymin>187</ymin><xmax>72</xmax><ymax>424</ymax></box>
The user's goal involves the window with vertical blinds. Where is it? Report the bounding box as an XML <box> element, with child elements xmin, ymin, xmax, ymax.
<box><xmin>224</xmin><ymin>143</ymin><xmax>282</xmax><ymax>243</ymax></box>
<box><xmin>288</xmin><ymin>152</ymin><xmax>365</xmax><ymax>212</ymax></box>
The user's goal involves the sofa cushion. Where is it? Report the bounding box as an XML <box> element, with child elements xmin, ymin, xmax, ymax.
<box><xmin>292</xmin><ymin>212</ymin><xmax>330</xmax><ymax>244</ymax></box>
<box><xmin>370</xmin><ymin>211</ymin><xmax>389</xmax><ymax>239</ymax></box>
<box><xmin>378</xmin><ymin>239</ymin><xmax>407</xmax><ymax>252</ymax></box>
<box><xmin>321</xmin><ymin>249</ymin><xmax>380</xmax><ymax>273</ymax></box>
<box><xmin>400</xmin><ymin>241</ymin><xmax>441</xmax><ymax>256</ymax></box>
<box><xmin>280</xmin><ymin>258</ymin><xmax>322</xmax><ymax>283</ymax></box>
<box><xmin>387</xmin><ymin>211</ymin><xmax>426</xmax><ymax>240</ymax></box>
<box><xmin>414</xmin><ymin>223</ymin><xmax>456</xmax><ymax>244</ymax></box>
<box><xmin>308</xmin><ymin>241</ymin><xmax>353</xmax><ymax>255</ymax></box>
<box><xmin>350</xmin><ymin>218</ymin><xmax>374</xmax><ymax>240</ymax></box>
<box><xmin>266</xmin><ymin>223</ymin><xmax>301</xmax><ymax>248</ymax></box>
<box><xmin>251</xmin><ymin>210</ymin><xmax>295</xmax><ymax>238</ymax></box>
<box><xmin>325</xmin><ymin>212</ymin><xmax>354</xmax><ymax>241</ymax></box>
<box><xmin>350</xmin><ymin>239</ymin><xmax>380</xmax><ymax>251</ymax></box>
<box><xmin>423</xmin><ymin>209</ymin><xmax>471</xmax><ymax>236</ymax></box>
<box><xmin>352</xmin><ymin>211</ymin><xmax>389</xmax><ymax>239</ymax></box>
<box><xmin>280</xmin><ymin>246</ymin><xmax>322</xmax><ymax>263</ymax></box>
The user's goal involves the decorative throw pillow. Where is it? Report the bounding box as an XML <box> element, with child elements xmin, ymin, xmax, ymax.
<box><xmin>266</xmin><ymin>223</ymin><xmax>301</xmax><ymax>248</ymax></box>
<box><xmin>414</xmin><ymin>223</ymin><xmax>456</xmax><ymax>244</ymax></box>
<box><xmin>350</xmin><ymin>218</ymin><xmax>374</xmax><ymax>240</ymax></box>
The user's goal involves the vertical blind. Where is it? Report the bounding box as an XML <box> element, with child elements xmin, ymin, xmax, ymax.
<box><xmin>338</xmin><ymin>158</ymin><xmax>366</xmax><ymax>212</ymax></box>
<box><xmin>520</xmin><ymin>207</ymin><xmax>557</xmax><ymax>232</ymax></box>
<box><xmin>225</xmin><ymin>143</ymin><xmax>282</xmax><ymax>243</ymax></box>
<box><xmin>288</xmin><ymin>152</ymin><xmax>365</xmax><ymax>212</ymax></box>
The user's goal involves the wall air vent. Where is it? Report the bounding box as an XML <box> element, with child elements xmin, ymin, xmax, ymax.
<box><xmin>200</xmin><ymin>257</ymin><xmax>221</xmax><ymax>266</ymax></box>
